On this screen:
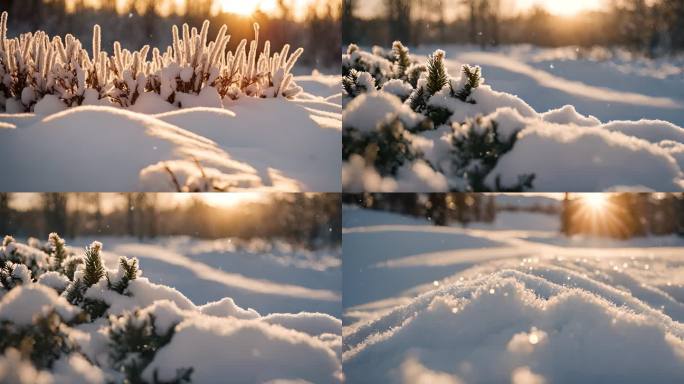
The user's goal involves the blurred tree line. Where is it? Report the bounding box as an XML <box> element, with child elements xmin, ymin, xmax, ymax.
<box><xmin>561</xmin><ymin>193</ymin><xmax>684</xmax><ymax>239</ymax></box>
<box><xmin>0</xmin><ymin>193</ymin><xmax>341</xmax><ymax>249</ymax></box>
<box><xmin>0</xmin><ymin>0</ymin><xmax>341</xmax><ymax>69</ymax></box>
<box><xmin>343</xmin><ymin>0</ymin><xmax>684</xmax><ymax>56</ymax></box>
<box><xmin>343</xmin><ymin>193</ymin><xmax>497</xmax><ymax>226</ymax></box>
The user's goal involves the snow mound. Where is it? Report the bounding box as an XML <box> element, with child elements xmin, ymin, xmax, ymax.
<box><xmin>541</xmin><ymin>104</ymin><xmax>601</xmax><ymax>126</ymax></box>
<box><xmin>199</xmin><ymin>297</ymin><xmax>260</xmax><ymax>319</ymax></box>
<box><xmin>0</xmin><ymin>284</ymin><xmax>78</xmax><ymax>325</ymax></box>
<box><xmin>261</xmin><ymin>312</ymin><xmax>342</xmax><ymax>337</ymax></box>
<box><xmin>144</xmin><ymin>314</ymin><xmax>342</xmax><ymax>383</ymax></box>
<box><xmin>342</xmin><ymin>44</ymin><xmax>684</xmax><ymax>192</ymax></box>
<box><xmin>0</xmin><ymin>237</ymin><xmax>342</xmax><ymax>383</ymax></box>
<box><xmin>343</xmin><ymin>92</ymin><xmax>423</xmax><ymax>133</ymax></box>
<box><xmin>488</xmin><ymin>122</ymin><xmax>684</xmax><ymax>191</ymax></box>
<box><xmin>344</xmin><ymin>265</ymin><xmax>684</xmax><ymax>383</ymax></box>
<box><xmin>0</xmin><ymin>87</ymin><xmax>341</xmax><ymax>191</ymax></box>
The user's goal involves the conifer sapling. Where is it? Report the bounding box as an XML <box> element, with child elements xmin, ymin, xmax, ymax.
<box><xmin>48</xmin><ymin>232</ymin><xmax>67</xmax><ymax>272</ymax></box>
<box><xmin>83</xmin><ymin>241</ymin><xmax>105</xmax><ymax>287</ymax></box>
<box><xmin>392</xmin><ymin>41</ymin><xmax>411</xmax><ymax>79</ymax></box>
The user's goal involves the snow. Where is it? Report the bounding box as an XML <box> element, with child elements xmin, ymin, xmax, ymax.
<box><xmin>343</xmin><ymin>92</ymin><xmax>422</xmax><ymax>133</ymax></box>
<box><xmin>0</xmin><ymin>284</ymin><xmax>79</xmax><ymax>325</ymax></box>
<box><xmin>199</xmin><ymin>297</ymin><xmax>260</xmax><ymax>319</ymax></box>
<box><xmin>36</xmin><ymin>271</ymin><xmax>70</xmax><ymax>292</ymax></box>
<box><xmin>261</xmin><ymin>312</ymin><xmax>342</xmax><ymax>337</ymax></box>
<box><xmin>342</xmin><ymin>45</ymin><xmax>684</xmax><ymax>192</ymax></box>
<box><xmin>342</xmin><ymin>206</ymin><xmax>684</xmax><ymax>383</ymax></box>
<box><xmin>0</xmin><ymin>349</ymin><xmax>53</xmax><ymax>384</ymax></box>
<box><xmin>540</xmin><ymin>104</ymin><xmax>601</xmax><ymax>126</ymax></box>
<box><xmin>143</xmin><ymin>314</ymin><xmax>342</xmax><ymax>383</ymax></box>
<box><xmin>0</xmin><ymin>74</ymin><xmax>340</xmax><ymax>192</ymax></box>
<box><xmin>52</xmin><ymin>354</ymin><xmax>105</xmax><ymax>384</ymax></box>
<box><xmin>0</xmin><ymin>237</ymin><xmax>342</xmax><ymax>384</ymax></box>
<box><xmin>33</xmin><ymin>94</ymin><xmax>67</xmax><ymax>116</ymax></box>
<box><xmin>488</xmin><ymin>122</ymin><xmax>684</xmax><ymax>191</ymax></box>
<box><xmin>382</xmin><ymin>79</ymin><xmax>414</xmax><ymax>100</ymax></box>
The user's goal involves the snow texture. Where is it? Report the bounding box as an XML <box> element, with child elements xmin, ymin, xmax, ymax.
<box><xmin>343</xmin><ymin>207</ymin><xmax>684</xmax><ymax>383</ymax></box>
<box><xmin>342</xmin><ymin>45</ymin><xmax>684</xmax><ymax>192</ymax></box>
<box><xmin>0</xmin><ymin>73</ymin><xmax>341</xmax><ymax>192</ymax></box>
<box><xmin>0</xmin><ymin>238</ymin><xmax>342</xmax><ymax>384</ymax></box>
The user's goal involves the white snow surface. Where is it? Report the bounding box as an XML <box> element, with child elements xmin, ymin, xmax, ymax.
<box><xmin>0</xmin><ymin>73</ymin><xmax>341</xmax><ymax>192</ymax></box>
<box><xmin>343</xmin><ymin>206</ymin><xmax>684</xmax><ymax>383</ymax></box>
<box><xmin>0</xmin><ymin>237</ymin><xmax>342</xmax><ymax>384</ymax></box>
<box><xmin>343</xmin><ymin>45</ymin><xmax>684</xmax><ymax>192</ymax></box>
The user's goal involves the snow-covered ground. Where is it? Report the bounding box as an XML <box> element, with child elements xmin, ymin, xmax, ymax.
<box><xmin>68</xmin><ymin>236</ymin><xmax>342</xmax><ymax>317</ymax></box>
<box><xmin>0</xmin><ymin>73</ymin><xmax>341</xmax><ymax>192</ymax></box>
<box><xmin>0</xmin><ymin>235</ymin><xmax>342</xmax><ymax>383</ymax></box>
<box><xmin>342</xmin><ymin>206</ymin><xmax>684</xmax><ymax>383</ymax></box>
<box><xmin>411</xmin><ymin>45</ymin><xmax>684</xmax><ymax>127</ymax></box>
<box><xmin>342</xmin><ymin>44</ymin><xmax>684</xmax><ymax>192</ymax></box>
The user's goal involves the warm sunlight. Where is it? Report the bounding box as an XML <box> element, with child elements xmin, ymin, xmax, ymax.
<box><xmin>218</xmin><ymin>0</ymin><xmax>278</xmax><ymax>16</ymax></box>
<box><xmin>580</xmin><ymin>193</ymin><xmax>608</xmax><ymax>211</ymax></box>
<box><xmin>516</xmin><ymin>0</ymin><xmax>606</xmax><ymax>16</ymax></box>
<box><xmin>173</xmin><ymin>192</ymin><xmax>265</xmax><ymax>207</ymax></box>
<box><xmin>570</xmin><ymin>193</ymin><xmax>633</xmax><ymax>239</ymax></box>
<box><xmin>216</xmin><ymin>0</ymin><xmax>319</xmax><ymax>19</ymax></box>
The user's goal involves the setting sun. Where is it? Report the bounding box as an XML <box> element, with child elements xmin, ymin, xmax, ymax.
<box><xmin>580</xmin><ymin>193</ymin><xmax>608</xmax><ymax>211</ymax></box>
<box><xmin>516</xmin><ymin>0</ymin><xmax>606</xmax><ymax>16</ymax></box>
<box><xmin>218</xmin><ymin>0</ymin><xmax>278</xmax><ymax>16</ymax></box>
<box><xmin>172</xmin><ymin>192</ymin><xmax>265</xmax><ymax>207</ymax></box>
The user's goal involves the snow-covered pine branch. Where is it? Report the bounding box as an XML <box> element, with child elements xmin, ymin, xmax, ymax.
<box><xmin>342</xmin><ymin>42</ymin><xmax>523</xmax><ymax>192</ymax></box>
<box><xmin>0</xmin><ymin>11</ymin><xmax>305</xmax><ymax>112</ymax></box>
<box><xmin>0</xmin><ymin>235</ymin><xmax>342</xmax><ymax>383</ymax></box>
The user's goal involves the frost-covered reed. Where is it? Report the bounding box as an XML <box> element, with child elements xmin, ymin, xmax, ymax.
<box><xmin>0</xmin><ymin>12</ymin><xmax>304</xmax><ymax>112</ymax></box>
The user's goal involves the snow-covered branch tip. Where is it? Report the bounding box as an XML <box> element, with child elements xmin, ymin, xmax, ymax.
<box><xmin>0</xmin><ymin>12</ymin><xmax>304</xmax><ymax>112</ymax></box>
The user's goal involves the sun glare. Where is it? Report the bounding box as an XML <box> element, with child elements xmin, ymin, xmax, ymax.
<box><xmin>173</xmin><ymin>193</ymin><xmax>265</xmax><ymax>208</ymax></box>
<box><xmin>219</xmin><ymin>0</ymin><xmax>278</xmax><ymax>16</ymax></box>
<box><xmin>516</xmin><ymin>0</ymin><xmax>605</xmax><ymax>16</ymax></box>
<box><xmin>581</xmin><ymin>193</ymin><xmax>608</xmax><ymax>211</ymax></box>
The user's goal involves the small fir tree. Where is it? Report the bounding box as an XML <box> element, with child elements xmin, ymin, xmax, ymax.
<box><xmin>343</xmin><ymin>118</ymin><xmax>419</xmax><ymax>176</ymax></box>
<box><xmin>425</xmin><ymin>50</ymin><xmax>448</xmax><ymax>97</ymax></box>
<box><xmin>342</xmin><ymin>69</ymin><xmax>376</xmax><ymax>98</ymax></box>
<box><xmin>109</xmin><ymin>257</ymin><xmax>139</xmax><ymax>295</ymax></box>
<box><xmin>452</xmin><ymin>116</ymin><xmax>532</xmax><ymax>191</ymax></box>
<box><xmin>83</xmin><ymin>241</ymin><xmax>105</xmax><ymax>287</ymax></box>
<box><xmin>392</xmin><ymin>41</ymin><xmax>411</xmax><ymax>79</ymax></box>
<box><xmin>108</xmin><ymin>310</ymin><xmax>191</xmax><ymax>383</ymax></box>
<box><xmin>452</xmin><ymin>65</ymin><xmax>482</xmax><ymax>102</ymax></box>
<box><xmin>48</xmin><ymin>232</ymin><xmax>67</xmax><ymax>272</ymax></box>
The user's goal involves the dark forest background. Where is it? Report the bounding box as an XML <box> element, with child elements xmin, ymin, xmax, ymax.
<box><xmin>344</xmin><ymin>193</ymin><xmax>684</xmax><ymax>239</ymax></box>
<box><xmin>1</xmin><ymin>0</ymin><xmax>341</xmax><ymax>69</ymax></box>
<box><xmin>0</xmin><ymin>193</ymin><xmax>341</xmax><ymax>249</ymax></box>
<box><xmin>343</xmin><ymin>0</ymin><xmax>684</xmax><ymax>56</ymax></box>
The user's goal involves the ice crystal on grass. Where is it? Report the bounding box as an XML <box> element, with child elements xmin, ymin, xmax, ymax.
<box><xmin>0</xmin><ymin>12</ymin><xmax>304</xmax><ymax>112</ymax></box>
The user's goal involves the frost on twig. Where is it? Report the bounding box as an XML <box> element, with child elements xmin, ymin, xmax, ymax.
<box><xmin>0</xmin><ymin>11</ymin><xmax>304</xmax><ymax>112</ymax></box>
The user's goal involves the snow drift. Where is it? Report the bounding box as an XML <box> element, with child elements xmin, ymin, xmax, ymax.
<box><xmin>0</xmin><ymin>12</ymin><xmax>342</xmax><ymax>192</ymax></box>
<box><xmin>342</xmin><ymin>207</ymin><xmax>684</xmax><ymax>384</ymax></box>
<box><xmin>0</xmin><ymin>75</ymin><xmax>341</xmax><ymax>192</ymax></box>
